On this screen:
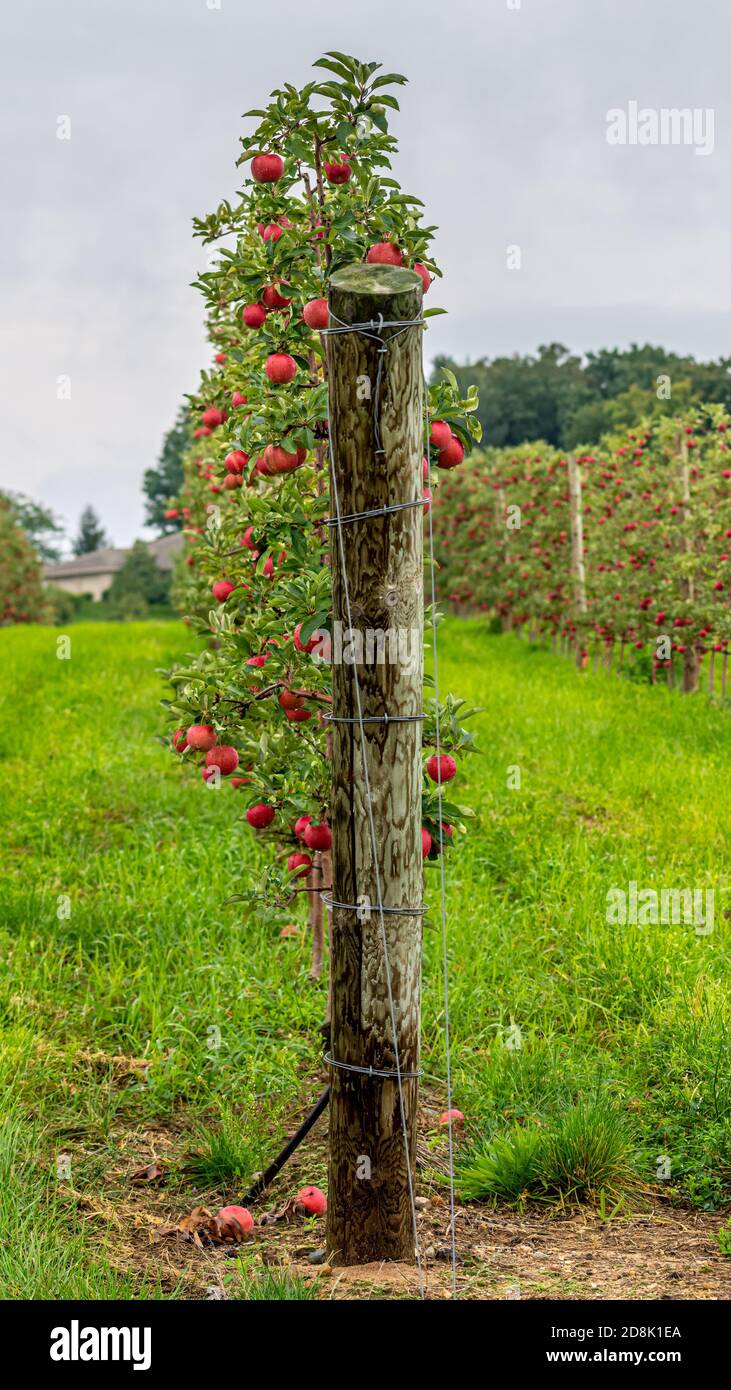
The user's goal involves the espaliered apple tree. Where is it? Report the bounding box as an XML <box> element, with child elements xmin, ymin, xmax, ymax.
<box><xmin>162</xmin><ymin>52</ymin><xmax>480</xmax><ymax>1263</ymax></box>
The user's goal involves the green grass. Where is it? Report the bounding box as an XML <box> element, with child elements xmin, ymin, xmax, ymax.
<box><xmin>1</xmin><ymin>618</ymin><xmax>730</xmax><ymax>1296</ymax></box>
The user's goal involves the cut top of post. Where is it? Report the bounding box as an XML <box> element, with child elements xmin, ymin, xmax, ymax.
<box><xmin>329</xmin><ymin>263</ymin><xmax>422</xmax><ymax>298</ymax></box>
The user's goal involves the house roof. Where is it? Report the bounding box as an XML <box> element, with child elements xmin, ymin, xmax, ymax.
<box><xmin>43</xmin><ymin>532</ymin><xmax>184</xmax><ymax>580</ymax></box>
<box><xmin>43</xmin><ymin>548</ymin><xmax>129</xmax><ymax>580</ymax></box>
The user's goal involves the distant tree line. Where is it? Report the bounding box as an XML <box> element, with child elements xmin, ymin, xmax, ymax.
<box><xmin>431</xmin><ymin>343</ymin><xmax>731</xmax><ymax>449</ymax></box>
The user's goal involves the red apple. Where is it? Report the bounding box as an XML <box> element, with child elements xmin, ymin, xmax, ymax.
<box><xmin>285</xmin><ymin>708</ymin><xmax>312</xmax><ymax>722</ymax></box>
<box><xmin>225</xmin><ymin>450</ymin><xmax>249</xmax><ymax>474</ymax></box>
<box><xmin>265</xmin><ymin>353</ymin><xmax>297</xmax><ymax>384</ymax></box>
<box><xmin>241</xmin><ymin>525</ymin><xmax>259</xmax><ymax>551</ymax></box>
<box><xmin>294</xmin><ymin>622</ymin><xmax>318</xmax><ymax>654</ymax></box>
<box><xmin>205</xmin><ymin>745</ymin><xmax>239</xmax><ymax>776</ymax></box>
<box><xmin>251</xmin><ymin>153</ymin><xmax>283</xmax><ymax>183</ymax></box>
<box><xmin>367</xmin><ymin>242</ymin><xmax>403</xmax><ymax>266</ymax></box>
<box><xmin>186</xmin><ymin>724</ymin><xmax>216</xmax><ymax>752</ymax></box>
<box><xmin>296</xmin><ymin>1185</ymin><xmax>327</xmax><ymax>1215</ymax></box>
<box><xmin>426</xmin><ymin>753</ymin><xmax>457</xmax><ymax>784</ymax></box>
<box><xmin>259</xmin><ymin>222</ymin><xmax>284</xmax><ymax>242</ymax></box>
<box><xmin>294</xmin><ymin>814</ymin><xmax>312</xmax><ymax>840</ymax></box>
<box><xmin>215</xmin><ymin>1205</ymin><xmax>254</xmax><ymax>1233</ymax></box>
<box><xmin>303</xmin><ymin>298</ymin><xmax>329</xmax><ymax>330</ymax></box>
<box><xmin>172</xmin><ymin>729</ymin><xmax>188</xmax><ymax>752</ymax></box>
<box><xmin>212</xmin><ymin>579</ymin><xmax>235</xmax><ymax>602</ymax></box>
<box><xmin>261</xmin><ymin>282</ymin><xmax>292</xmax><ymax>310</ymax></box>
<box><xmin>438</xmin><ymin>435</ymin><xmax>465</xmax><ymax>470</ymax></box>
<box><xmin>413</xmin><ymin>262</ymin><xmax>432</xmax><ymax>294</ymax></box>
<box><xmin>243</xmin><ymin>303</ymin><xmax>267</xmax><ymax>329</ymax></box>
<box><xmin>438</xmin><ymin>1109</ymin><xmax>465</xmax><ymax>1127</ymax></box>
<box><xmin>200</xmin><ymin>407</ymin><xmax>225</xmax><ymax>429</ymax></box>
<box><xmin>421</xmin><ymin>827</ymin><xmax>432</xmax><ymax>858</ymax></box>
<box><xmin>303</xmin><ymin>822</ymin><xmax>332</xmax><ymax>851</ymax></box>
<box><xmin>246</xmin><ymin>803</ymin><xmax>276</xmax><ymax>829</ymax></box>
<box><xmin>429</xmin><ymin>420</ymin><xmax>452</xmax><ymax>452</ymax></box>
<box><xmin>279</xmin><ymin>690</ymin><xmax>303</xmax><ymax>711</ymax></box>
<box><xmin>323</xmin><ymin>154</ymin><xmax>351</xmax><ymax>184</ymax></box>
<box><xmin>287</xmin><ymin>852</ymin><xmax>312</xmax><ymax>879</ymax></box>
<box><xmin>231</xmin><ymin>390</ymin><xmax>248</xmax><ymax>408</ymax></box>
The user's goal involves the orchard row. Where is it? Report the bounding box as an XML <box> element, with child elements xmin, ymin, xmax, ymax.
<box><xmin>432</xmin><ymin>404</ymin><xmax>731</xmax><ymax>692</ymax></box>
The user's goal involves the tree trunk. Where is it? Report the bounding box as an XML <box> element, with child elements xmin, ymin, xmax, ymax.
<box><xmin>325</xmin><ymin>263</ymin><xmax>424</xmax><ymax>1266</ymax></box>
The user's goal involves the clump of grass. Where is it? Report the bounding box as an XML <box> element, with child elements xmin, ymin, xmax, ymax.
<box><xmin>185</xmin><ymin>1105</ymin><xmax>268</xmax><ymax>1188</ymax></box>
<box><xmin>230</xmin><ymin>1264</ymin><xmax>320</xmax><ymax>1301</ymax></box>
<box><xmin>457</xmin><ymin>1125</ymin><xmax>543</xmax><ymax>1201</ymax></box>
<box><xmin>457</xmin><ymin>1104</ymin><xmax>639</xmax><ymax>1208</ymax></box>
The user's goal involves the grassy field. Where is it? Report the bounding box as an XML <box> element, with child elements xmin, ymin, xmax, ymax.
<box><xmin>1</xmin><ymin>619</ymin><xmax>730</xmax><ymax>1298</ymax></box>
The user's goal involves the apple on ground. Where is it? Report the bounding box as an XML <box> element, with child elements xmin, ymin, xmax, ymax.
<box><xmin>214</xmin><ymin>1205</ymin><xmax>254</xmax><ymax>1236</ymax></box>
<box><xmin>296</xmin><ymin>1185</ymin><xmax>327</xmax><ymax>1215</ymax></box>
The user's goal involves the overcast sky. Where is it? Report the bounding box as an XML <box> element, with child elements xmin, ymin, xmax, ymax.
<box><xmin>1</xmin><ymin>0</ymin><xmax>729</xmax><ymax>548</ymax></box>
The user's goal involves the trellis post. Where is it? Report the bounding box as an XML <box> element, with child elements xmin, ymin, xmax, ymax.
<box><xmin>567</xmin><ymin>454</ymin><xmax>587</xmax><ymax>667</ymax></box>
<box><xmin>324</xmin><ymin>263</ymin><xmax>424</xmax><ymax>1265</ymax></box>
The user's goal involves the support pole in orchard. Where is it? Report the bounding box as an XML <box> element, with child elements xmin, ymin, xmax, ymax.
<box><xmin>567</xmin><ymin>454</ymin><xmax>587</xmax><ymax>666</ymax></box>
<box><xmin>325</xmin><ymin>263</ymin><xmax>424</xmax><ymax>1265</ymax></box>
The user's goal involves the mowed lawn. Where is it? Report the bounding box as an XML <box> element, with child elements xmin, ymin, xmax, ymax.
<box><xmin>1</xmin><ymin>619</ymin><xmax>730</xmax><ymax>1297</ymax></box>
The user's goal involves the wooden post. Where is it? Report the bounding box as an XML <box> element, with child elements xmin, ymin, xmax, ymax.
<box><xmin>567</xmin><ymin>454</ymin><xmax>587</xmax><ymax>667</ymax></box>
<box><xmin>678</xmin><ymin>434</ymin><xmax>700</xmax><ymax>694</ymax></box>
<box><xmin>325</xmin><ymin>264</ymin><xmax>424</xmax><ymax>1266</ymax></box>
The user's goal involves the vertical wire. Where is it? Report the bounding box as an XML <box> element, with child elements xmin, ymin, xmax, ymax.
<box><xmin>424</xmin><ymin>393</ymin><xmax>458</xmax><ymax>1297</ymax></box>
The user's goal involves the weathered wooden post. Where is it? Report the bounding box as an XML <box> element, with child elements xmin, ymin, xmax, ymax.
<box><xmin>678</xmin><ymin>433</ymin><xmax>700</xmax><ymax>694</ymax></box>
<box><xmin>325</xmin><ymin>263</ymin><xmax>424</xmax><ymax>1265</ymax></box>
<box><xmin>567</xmin><ymin>454</ymin><xmax>587</xmax><ymax>667</ymax></box>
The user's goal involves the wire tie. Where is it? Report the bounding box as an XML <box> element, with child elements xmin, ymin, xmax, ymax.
<box><xmin>323</xmin><ymin>1052</ymin><xmax>422</xmax><ymax>1080</ymax></box>
<box><xmin>320</xmin><ymin>893</ymin><xmax>425</xmax><ymax>916</ymax></box>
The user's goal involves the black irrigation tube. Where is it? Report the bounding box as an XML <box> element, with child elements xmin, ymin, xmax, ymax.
<box><xmin>242</xmin><ymin>1086</ymin><xmax>331</xmax><ymax>1205</ymax></box>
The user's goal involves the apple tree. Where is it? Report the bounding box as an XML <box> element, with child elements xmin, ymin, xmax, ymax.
<box><xmin>163</xmin><ymin>53</ymin><xmax>480</xmax><ymax>970</ymax></box>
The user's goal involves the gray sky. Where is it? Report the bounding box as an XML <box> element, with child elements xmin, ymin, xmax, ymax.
<box><xmin>1</xmin><ymin>0</ymin><xmax>729</xmax><ymax>547</ymax></box>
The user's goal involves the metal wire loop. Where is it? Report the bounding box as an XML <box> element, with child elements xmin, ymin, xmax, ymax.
<box><xmin>323</xmin><ymin>1052</ymin><xmax>422</xmax><ymax>1080</ymax></box>
<box><xmin>322</xmin><ymin>497</ymin><xmax>429</xmax><ymax>527</ymax></box>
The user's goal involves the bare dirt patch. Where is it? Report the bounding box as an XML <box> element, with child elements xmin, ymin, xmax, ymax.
<box><xmin>80</xmin><ymin>1099</ymin><xmax>731</xmax><ymax>1302</ymax></box>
